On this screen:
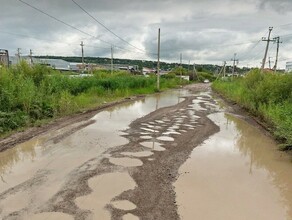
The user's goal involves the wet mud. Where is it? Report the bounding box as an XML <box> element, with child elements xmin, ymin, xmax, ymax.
<box><xmin>0</xmin><ymin>83</ymin><xmax>291</xmax><ymax>220</ymax></box>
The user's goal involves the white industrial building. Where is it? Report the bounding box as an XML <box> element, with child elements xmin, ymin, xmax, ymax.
<box><xmin>286</xmin><ymin>62</ymin><xmax>292</xmax><ymax>72</ymax></box>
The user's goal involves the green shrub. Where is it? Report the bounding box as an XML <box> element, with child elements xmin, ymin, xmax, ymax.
<box><xmin>0</xmin><ymin>111</ymin><xmax>29</xmax><ymax>133</ymax></box>
<box><xmin>197</xmin><ymin>72</ymin><xmax>216</xmax><ymax>82</ymax></box>
<box><xmin>212</xmin><ymin>69</ymin><xmax>292</xmax><ymax>149</ymax></box>
<box><xmin>0</xmin><ymin>63</ymin><xmax>182</xmax><ymax>135</ymax></box>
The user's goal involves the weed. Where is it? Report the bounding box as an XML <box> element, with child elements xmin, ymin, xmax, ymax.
<box><xmin>212</xmin><ymin>69</ymin><xmax>292</xmax><ymax>149</ymax></box>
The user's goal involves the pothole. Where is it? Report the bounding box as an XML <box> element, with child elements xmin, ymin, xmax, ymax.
<box><xmin>140</xmin><ymin>136</ymin><xmax>152</xmax><ymax>140</ymax></box>
<box><xmin>157</xmin><ymin>136</ymin><xmax>175</xmax><ymax>142</ymax></box>
<box><xmin>122</xmin><ymin>213</ymin><xmax>140</xmax><ymax>220</ymax></box>
<box><xmin>140</xmin><ymin>142</ymin><xmax>165</xmax><ymax>151</ymax></box>
<box><xmin>75</xmin><ymin>172</ymin><xmax>136</xmax><ymax>220</ymax></box>
<box><xmin>109</xmin><ymin>157</ymin><xmax>143</xmax><ymax>167</ymax></box>
<box><xmin>141</xmin><ymin>128</ymin><xmax>158</xmax><ymax>133</ymax></box>
<box><xmin>120</xmin><ymin>151</ymin><xmax>154</xmax><ymax>158</ymax></box>
<box><xmin>111</xmin><ymin>200</ymin><xmax>136</xmax><ymax>211</ymax></box>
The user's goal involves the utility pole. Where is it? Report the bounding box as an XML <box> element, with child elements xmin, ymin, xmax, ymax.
<box><xmin>180</xmin><ymin>53</ymin><xmax>182</xmax><ymax>83</ymax></box>
<box><xmin>111</xmin><ymin>45</ymin><xmax>114</xmax><ymax>75</ymax></box>
<box><xmin>261</xmin><ymin>27</ymin><xmax>274</xmax><ymax>72</ymax></box>
<box><xmin>192</xmin><ymin>63</ymin><xmax>196</xmax><ymax>81</ymax></box>
<box><xmin>273</xmin><ymin>36</ymin><xmax>282</xmax><ymax>73</ymax></box>
<box><xmin>223</xmin><ymin>61</ymin><xmax>227</xmax><ymax>77</ymax></box>
<box><xmin>29</xmin><ymin>49</ymin><xmax>33</xmax><ymax>65</ymax></box>
<box><xmin>216</xmin><ymin>61</ymin><xmax>227</xmax><ymax>80</ymax></box>
<box><xmin>80</xmin><ymin>41</ymin><xmax>85</xmax><ymax>72</ymax></box>
<box><xmin>157</xmin><ymin>28</ymin><xmax>161</xmax><ymax>91</ymax></box>
<box><xmin>268</xmin><ymin>57</ymin><xmax>273</xmax><ymax>69</ymax></box>
<box><xmin>17</xmin><ymin>48</ymin><xmax>21</xmax><ymax>63</ymax></box>
<box><xmin>231</xmin><ymin>53</ymin><xmax>239</xmax><ymax>78</ymax></box>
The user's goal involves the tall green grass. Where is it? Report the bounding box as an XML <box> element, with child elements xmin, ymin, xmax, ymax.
<box><xmin>0</xmin><ymin>62</ymin><xmax>185</xmax><ymax>135</ymax></box>
<box><xmin>212</xmin><ymin>69</ymin><xmax>292</xmax><ymax>150</ymax></box>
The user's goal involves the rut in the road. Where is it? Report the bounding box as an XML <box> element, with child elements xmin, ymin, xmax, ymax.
<box><xmin>35</xmin><ymin>93</ymin><xmax>219</xmax><ymax>220</ymax></box>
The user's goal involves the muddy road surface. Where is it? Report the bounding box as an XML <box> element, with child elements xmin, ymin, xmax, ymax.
<box><xmin>0</xmin><ymin>84</ymin><xmax>291</xmax><ymax>220</ymax></box>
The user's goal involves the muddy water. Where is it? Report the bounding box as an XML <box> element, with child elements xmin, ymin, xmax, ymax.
<box><xmin>0</xmin><ymin>89</ymin><xmax>188</xmax><ymax>219</ymax></box>
<box><xmin>75</xmin><ymin>172</ymin><xmax>136</xmax><ymax>219</ymax></box>
<box><xmin>175</xmin><ymin>112</ymin><xmax>292</xmax><ymax>220</ymax></box>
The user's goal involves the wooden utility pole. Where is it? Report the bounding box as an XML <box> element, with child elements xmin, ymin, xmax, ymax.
<box><xmin>111</xmin><ymin>45</ymin><xmax>114</xmax><ymax>75</ymax></box>
<box><xmin>157</xmin><ymin>28</ymin><xmax>161</xmax><ymax>90</ymax></box>
<box><xmin>17</xmin><ymin>48</ymin><xmax>21</xmax><ymax>63</ymax></box>
<box><xmin>223</xmin><ymin>61</ymin><xmax>227</xmax><ymax>77</ymax></box>
<box><xmin>261</xmin><ymin>27</ymin><xmax>274</xmax><ymax>72</ymax></box>
<box><xmin>180</xmin><ymin>53</ymin><xmax>182</xmax><ymax>83</ymax></box>
<box><xmin>231</xmin><ymin>53</ymin><xmax>238</xmax><ymax>78</ymax></box>
<box><xmin>192</xmin><ymin>63</ymin><xmax>196</xmax><ymax>81</ymax></box>
<box><xmin>216</xmin><ymin>61</ymin><xmax>227</xmax><ymax>80</ymax></box>
<box><xmin>268</xmin><ymin>57</ymin><xmax>273</xmax><ymax>69</ymax></box>
<box><xmin>80</xmin><ymin>41</ymin><xmax>85</xmax><ymax>72</ymax></box>
<box><xmin>29</xmin><ymin>49</ymin><xmax>33</xmax><ymax>65</ymax></box>
<box><xmin>273</xmin><ymin>36</ymin><xmax>282</xmax><ymax>73</ymax></box>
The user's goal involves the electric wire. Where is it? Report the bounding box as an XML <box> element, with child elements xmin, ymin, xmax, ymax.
<box><xmin>16</xmin><ymin>0</ymin><xmax>155</xmax><ymax>58</ymax></box>
<box><xmin>71</xmin><ymin>0</ymin><xmax>147</xmax><ymax>53</ymax></box>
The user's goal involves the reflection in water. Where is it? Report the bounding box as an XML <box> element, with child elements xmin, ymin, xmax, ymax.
<box><xmin>227</xmin><ymin>114</ymin><xmax>292</xmax><ymax>218</ymax></box>
<box><xmin>0</xmin><ymin>89</ymin><xmax>188</xmax><ymax>195</ymax></box>
<box><xmin>0</xmin><ymin>138</ymin><xmax>40</xmax><ymax>182</ymax></box>
<box><xmin>175</xmin><ymin>112</ymin><xmax>292</xmax><ymax>220</ymax></box>
<box><xmin>75</xmin><ymin>172</ymin><xmax>136</xmax><ymax>220</ymax></box>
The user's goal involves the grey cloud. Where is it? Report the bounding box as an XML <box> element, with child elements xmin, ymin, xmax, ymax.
<box><xmin>257</xmin><ymin>0</ymin><xmax>292</xmax><ymax>12</ymax></box>
<box><xmin>0</xmin><ymin>0</ymin><xmax>291</xmax><ymax>68</ymax></box>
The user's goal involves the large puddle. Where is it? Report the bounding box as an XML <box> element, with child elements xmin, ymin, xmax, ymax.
<box><xmin>2</xmin><ymin>89</ymin><xmax>291</xmax><ymax>220</ymax></box>
<box><xmin>175</xmin><ymin>112</ymin><xmax>292</xmax><ymax>220</ymax></box>
<box><xmin>75</xmin><ymin>172</ymin><xmax>137</xmax><ymax>220</ymax></box>
<box><xmin>0</xmin><ymin>89</ymin><xmax>188</xmax><ymax>218</ymax></box>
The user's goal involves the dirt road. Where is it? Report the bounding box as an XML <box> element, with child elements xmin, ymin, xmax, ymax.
<box><xmin>0</xmin><ymin>83</ymin><xmax>291</xmax><ymax>220</ymax></box>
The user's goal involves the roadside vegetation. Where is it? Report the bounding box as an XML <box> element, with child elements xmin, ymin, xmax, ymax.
<box><xmin>169</xmin><ymin>66</ymin><xmax>216</xmax><ymax>82</ymax></box>
<box><xmin>0</xmin><ymin>62</ymin><xmax>186</xmax><ymax>136</ymax></box>
<box><xmin>212</xmin><ymin>69</ymin><xmax>292</xmax><ymax>151</ymax></box>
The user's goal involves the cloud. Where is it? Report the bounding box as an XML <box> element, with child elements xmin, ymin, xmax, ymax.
<box><xmin>0</xmin><ymin>0</ymin><xmax>291</xmax><ymax>68</ymax></box>
<box><xmin>257</xmin><ymin>0</ymin><xmax>292</xmax><ymax>13</ymax></box>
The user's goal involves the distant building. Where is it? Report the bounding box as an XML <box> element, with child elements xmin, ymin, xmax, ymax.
<box><xmin>286</xmin><ymin>62</ymin><xmax>292</xmax><ymax>72</ymax></box>
<box><xmin>9</xmin><ymin>57</ymin><xmax>80</xmax><ymax>72</ymax></box>
<box><xmin>0</xmin><ymin>49</ymin><xmax>9</xmax><ymax>67</ymax></box>
<box><xmin>142</xmin><ymin>67</ymin><xmax>155</xmax><ymax>75</ymax></box>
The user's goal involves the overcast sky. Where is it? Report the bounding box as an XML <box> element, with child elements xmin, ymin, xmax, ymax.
<box><xmin>1</xmin><ymin>0</ymin><xmax>292</xmax><ymax>68</ymax></box>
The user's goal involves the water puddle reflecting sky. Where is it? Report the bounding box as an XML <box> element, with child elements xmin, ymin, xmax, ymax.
<box><xmin>0</xmin><ymin>89</ymin><xmax>188</xmax><ymax>195</ymax></box>
<box><xmin>175</xmin><ymin>112</ymin><xmax>292</xmax><ymax>220</ymax></box>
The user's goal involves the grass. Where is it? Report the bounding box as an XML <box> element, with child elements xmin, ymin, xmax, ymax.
<box><xmin>0</xmin><ymin>62</ymin><xmax>187</xmax><ymax>137</ymax></box>
<box><xmin>212</xmin><ymin>69</ymin><xmax>292</xmax><ymax>150</ymax></box>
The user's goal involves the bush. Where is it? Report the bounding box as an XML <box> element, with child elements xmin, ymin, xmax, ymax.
<box><xmin>0</xmin><ymin>63</ymin><xmax>183</xmax><ymax>135</ymax></box>
<box><xmin>0</xmin><ymin>111</ymin><xmax>29</xmax><ymax>133</ymax></box>
<box><xmin>197</xmin><ymin>72</ymin><xmax>216</xmax><ymax>82</ymax></box>
<box><xmin>212</xmin><ymin>69</ymin><xmax>292</xmax><ymax>149</ymax></box>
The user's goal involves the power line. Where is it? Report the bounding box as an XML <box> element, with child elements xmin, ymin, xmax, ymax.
<box><xmin>18</xmin><ymin>0</ymin><xmax>95</xmax><ymax>38</ymax></box>
<box><xmin>9</xmin><ymin>0</ymin><xmax>154</xmax><ymax>57</ymax></box>
<box><xmin>113</xmin><ymin>46</ymin><xmax>157</xmax><ymax>56</ymax></box>
<box><xmin>17</xmin><ymin>0</ymin><xmax>120</xmax><ymax>47</ymax></box>
<box><xmin>159</xmin><ymin>40</ymin><xmax>258</xmax><ymax>53</ymax></box>
<box><xmin>235</xmin><ymin>39</ymin><xmax>262</xmax><ymax>60</ymax></box>
<box><xmin>274</xmin><ymin>22</ymin><xmax>292</xmax><ymax>29</ymax></box>
<box><xmin>71</xmin><ymin>0</ymin><xmax>146</xmax><ymax>53</ymax></box>
<box><xmin>0</xmin><ymin>30</ymin><xmax>155</xmax><ymax>60</ymax></box>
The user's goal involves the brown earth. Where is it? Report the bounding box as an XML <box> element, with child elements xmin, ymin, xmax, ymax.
<box><xmin>0</xmin><ymin>96</ymin><xmax>143</xmax><ymax>153</ymax></box>
<box><xmin>0</xmin><ymin>83</ymin><xmax>221</xmax><ymax>220</ymax></box>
